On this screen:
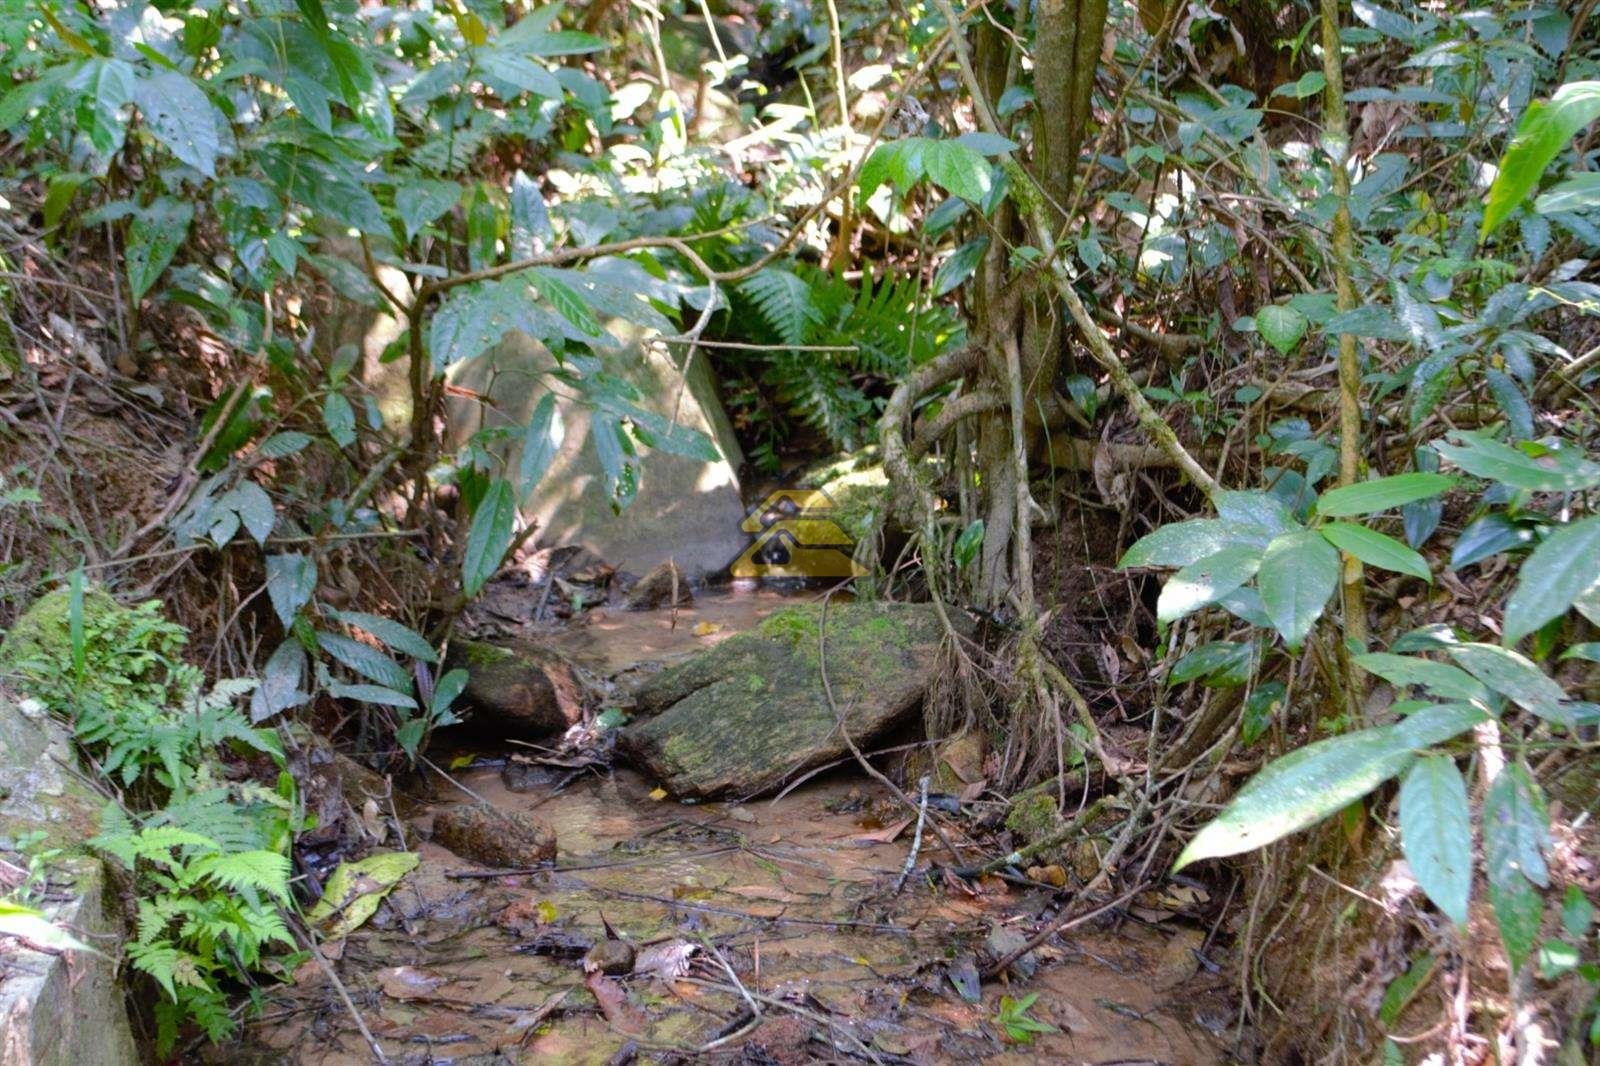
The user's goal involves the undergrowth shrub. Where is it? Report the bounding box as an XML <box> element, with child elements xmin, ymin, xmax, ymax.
<box><xmin>6</xmin><ymin>587</ymin><xmax>300</xmax><ymax>1054</ymax></box>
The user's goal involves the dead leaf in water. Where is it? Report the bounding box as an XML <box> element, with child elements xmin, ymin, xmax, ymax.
<box><xmin>584</xmin><ymin>969</ymin><xmax>644</xmax><ymax>1033</ymax></box>
<box><xmin>377</xmin><ymin>965</ymin><xmax>447</xmax><ymax>1002</ymax></box>
<box><xmin>649</xmin><ymin>787</ymin><xmax>668</xmax><ymax>801</ymax></box>
<box><xmin>692</xmin><ymin>621</ymin><xmax>724</xmax><ymax>636</ymax></box>
<box><xmin>632</xmin><ymin>939</ymin><xmax>696</xmax><ymax>981</ymax></box>
<box><xmin>847</xmin><ymin>817</ymin><xmax>912</xmax><ymax>845</ymax></box>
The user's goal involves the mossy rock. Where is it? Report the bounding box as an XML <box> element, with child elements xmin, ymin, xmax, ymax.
<box><xmin>432</xmin><ymin>802</ymin><xmax>556</xmax><ymax>868</ymax></box>
<box><xmin>443</xmin><ymin>639</ymin><xmax>589</xmax><ymax>737</ymax></box>
<box><xmin>619</xmin><ymin>602</ymin><xmax>961</xmax><ymax>798</ymax></box>
<box><xmin>1005</xmin><ymin>789</ymin><xmax>1061</xmax><ymax>847</ymax></box>
<box><xmin>0</xmin><ymin>586</ymin><xmax>119</xmax><ymax>678</ymax></box>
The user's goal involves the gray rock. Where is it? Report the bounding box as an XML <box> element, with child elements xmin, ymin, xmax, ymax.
<box><xmin>446</xmin><ymin>323</ymin><xmax>748</xmax><ymax>581</ymax></box>
<box><xmin>0</xmin><ymin>694</ymin><xmax>137</xmax><ymax>1066</ymax></box>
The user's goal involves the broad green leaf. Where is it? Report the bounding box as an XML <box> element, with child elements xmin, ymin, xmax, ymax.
<box><xmin>953</xmin><ymin>519</ymin><xmax>985</xmax><ymax>569</ymax></box>
<box><xmin>1241</xmin><ymin>682</ymin><xmax>1285</xmax><ymax>746</ymax></box>
<box><xmin>1482</xmin><ymin>81</ymin><xmax>1600</xmax><ymax>238</ymax></box>
<box><xmin>1168</xmin><ymin>642</ymin><xmax>1255</xmax><ymax>687</ymax></box>
<box><xmin>428</xmin><ymin>276</ymin><xmax>557</xmax><ymax>371</ymax></box>
<box><xmin>501</xmin><ymin>28</ymin><xmax>607</xmax><ymax>56</ymax></box>
<box><xmin>1174</xmin><ymin>725</ymin><xmax>1414</xmax><ymax>870</ymax></box>
<box><xmin>126</xmin><ymin>199</ymin><xmax>194</xmax><ymax>300</ymax></box>
<box><xmin>1484</xmin><ymin>763</ymin><xmax>1550</xmax><ymax>968</ymax></box>
<box><xmin>251</xmin><ymin>639</ymin><xmax>307</xmax><ymax>723</ymax></box>
<box><xmin>1320</xmin><ymin>523</ymin><xmax>1432</xmax><ymax>581</ymax></box>
<box><xmin>326</xmin><ymin>683</ymin><xmax>418</xmax><ymax>709</ymax></box>
<box><xmin>1118</xmin><ymin>519</ymin><xmax>1237</xmax><ymax>569</ymax></box>
<box><xmin>132</xmin><ymin>70</ymin><xmax>220</xmax><ymax>177</ymax></box>
<box><xmin>317</xmin><ymin>631</ymin><xmax>411</xmax><ymax>690</ymax></box>
<box><xmin>264</xmin><ymin>553</ymin><xmax>316</xmax><ymax>627</ymax></box>
<box><xmin>531</xmin><ymin>268</ymin><xmax>603</xmax><ymax>338</ymax></box>
<box><xmin>518</xmin><ymin>393</ymin><xmax>564</xmax><ymax>496</ymax></box>
<box><xmin>1451</xmin><ymin>514</ymin><xmax>1536</xmax><ymax>570</ymax></box>
<box><xmin>431</xmin><ymin>668</ymin><xmax>469</xmax><ymax>723</ymax></box>
<box><xmin>857</xmin><ymin>141</ymin><xmax>905</xmax><ymax>206</ymax></box>
<box><xmin>323</xmin><ymin>392</ymin><xmax>356</xmax><ymax>448</ymax></box>
<box><xmin>1256</xmin><ymin>304</ymin><xmax>1307</xmax><ymax>355</ymax></box>
<box><xmin>1313</xmin><ymin>473</ymin><xmax>1455</xmax><ymax>517</ymax></box>
<box><xmin>954</xmin><ymin>131</ymin><xmax>1019</xmax><ymax>155</ymax></box>
<box><xmin>222</xmin><ymin>480</ymin><xmax>275</xmax><ymax>546</ymax></box>
<box><xmin>1534</xmin><ymin>172</ymin><xmax>1600</xmax><ymax>215</ymax></box>
<box><xmin>1562</xmin><ymin>642</ymin><xmax>1600</xmax><ymax>663</ymax></box>
<box><xmin>1435</xmin><ymin>430</ymin><xmax>1600</xmax><ymax>492</ymax></box>
<box><xmin>1215</xmin><ymin>490</ymin><xmax>1296</xmax><ymax>545</ymax></box>
<box><xmin>479</xmin><ymin>51</ymin><xmax>563</xmax><ymax>100</ymax></box>
<box><xmin>509</xmin><ymin>169</ymin><xmax>553</xmax><ymax>256</ymax></box>
<box><xmin>923</xmin><ymin>139</ymin><xmax>992</xmax><ymax>203</ymax></box>
<box><xmin>611</xmin><ymin>402</ymin><xmax>719</xmax><ymax>462</ymax></box>
<box><xmin>1503</xmin><ymin>515</ymin><xmax>1600</xmax><ymax>643</ymax></box>
<box><xmin>1447</xmin><ymin>642</ymin><xmax>1573</xmax><ymax>725</ymax></box>
<box><xmin>932</xmin><ymin>237</ymin><xmax>990</xmax><ymax>297</ymax></box>
<box><xmin>395</xmin><ymin>179</ymin><xmax>460</xmax><ymax>242</ymax></box>
<box><xmin>331</xmin><ymin>609</ymin><xmax>437</xmax><ymax>663</ymax></box>
<box><xmin>257</xmin><ymin>431</ymin><xmax>312</xmax><ymax>459</ymax></box>
<box><xmin>0</xmin><ymin>901</ymin><xmax>100</xmax><ymax>956</ymax></box>
<box><xmin>1353</xmin><ymin>653</ymin><xmax>1491</xmax><ymax>704</ymax></box>
<box><xmin>1399</xmin><ymin>755</ymin><xmax>1472</xmax><ymax>925</ymax></box>
<box><xmin>462</xmin><ymin>478</ymin><xmax>516</xmax><ymax>597</ymax></box>
<box><xmin>1257</xmin><ymin>530</ymin><xmax>1339</xmax><ymax>648</ymax></box>
<box><xmin>71</xmin><ymin>57</ymin><xmax>134</xmax><ymax>155</ymax></box>
<box><xmin>1390</xmin><ymin>704</ymin><xmax>1488</xmax><ymax>750</ymax></box>
<box><xmin>1155</xmin><ymin>544</ymin><xmax>1262</xmax><ymax>623</ymax></box>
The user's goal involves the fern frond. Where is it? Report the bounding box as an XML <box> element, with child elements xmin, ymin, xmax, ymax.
<box><xmin>739</xmin><ymin>269</ymin><xmax>818</xmax><ymax>346</ymax></box>
<box><xmin>185</xmin><ymin>850</ymin><xmax>291</xmax><ymax>903</ymax></box>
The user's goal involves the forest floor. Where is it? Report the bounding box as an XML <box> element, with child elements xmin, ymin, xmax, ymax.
<box><xmin>226</xmin><ymin>594</ymin><xmax>1232</xmax><ymax>1064</ymax></box>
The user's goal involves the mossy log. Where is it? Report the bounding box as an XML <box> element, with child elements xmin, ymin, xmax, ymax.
<box><xmin>618</xmin><ymin>602</ymin><xmax>957</xmax><ymax>799</ymax></box>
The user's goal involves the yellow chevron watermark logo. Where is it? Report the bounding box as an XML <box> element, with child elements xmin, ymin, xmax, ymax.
<box><xmin>729</xmin><ymin>489</ymin><xmax>868</xmax><ymax>579</ymax></box>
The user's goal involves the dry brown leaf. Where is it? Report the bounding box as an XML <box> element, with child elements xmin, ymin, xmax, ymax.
<box><xmin>377</xmin><ymin>965</ymin><xmax>447</xmax><ymax>1002</ymax></box>
<box><xmin>584</xmin><ymin>970</ymin><xmax>644</xmax><ymax>1033</ymax></box>
<box><xmin>632</xmin><ymin>940</ymin><xmax>697</xmax><ymax>981</ymax></box>
<box><xmin>848</xmin><ymin>817</ymin><xmax>912</xmax><ymax>845</ymax></box>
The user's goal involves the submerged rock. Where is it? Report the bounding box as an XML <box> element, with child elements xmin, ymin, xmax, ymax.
<box><xmin>617</xmin><ymin>602</ymin><xmax>955</xmax><ymax>798</ymax></box>
<box><xmin>431</xmin><ymin>803</ymin><xmax>556</xmax><ymax>869</ymax></box>
<box><xmin>444</xmin><ymin>639</ymin><xmax>588</xmax><ymax>737</ymax></box>
<box><xmin>625</xmin><ymin>560</ymin><xmax>692</xmax><ymax>611</ymax></box>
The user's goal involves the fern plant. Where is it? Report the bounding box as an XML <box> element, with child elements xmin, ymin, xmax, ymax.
<box><xmin>9</xmin><ymin>590</ymin><xmax>300</xmax><ymax>1054</ymax></box>
<box><xmin>732</xmin><ymin>264</ymin><xmax>963</xmax><ymax>455</ymax></box>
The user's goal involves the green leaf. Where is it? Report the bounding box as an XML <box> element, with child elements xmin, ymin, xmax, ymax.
<box><xmin>1353</xmin><ymin>653</ymin><xmax>1491</xmax><ymax>703</ymax></box>
<box><xmin>1215</xmin><ymin>490</ymin><xmax>1296</xmax><ymax>545</ymax></box>
<box><xmin>394</xmin><ymin>179</ymin><xmax>460</xmax><ymax>242</ymax></box>
<box><xmin>1398</xmin><ymin>755</ymin><xmax>1472</xmax><ymax>925</ymax></box>
<box><xmin>331</xmin><ymin>610</ymin><xmax>437</xmax><ymax>663</ymax></box>
<box><xmin>1120</xmin><ymin>519</ymin><xmax>1239</xmax><ymax>569</ymax></box>
<box><xmin>126</xmin><ymin>199</ymin><xmax>194</xmax><ymax>301</ymax></box>
<box><xmin>1320</xmin><ymin>523</ymin><xmax>1431</xmax><ymax>581</ymax></box>
<box><xmin>431</xmin><ymin>668</ymin><xmax>469</xmax><ymax>723</ymax></box>
<box><xmin>1503</xmin><ymin>515</ymin><xmax>1600</xmax><ymax>643</ymax></box>
<box><xmin>326</xmin><ymin>683</ymin><xmax>418</xmax><ymax>709</ymax></box>
<box><xmin>323</xmin><ymin>393</ymin><xmax>356</xmax><ymax>448</ymax></box>
<box><xmin>857</xmin><ymin>141</ymin><xmax>904</xmax><ymax>206</ymax></box>
<box><xmin>923</xmin><ymin>139</ymin><xmax>992</xmax><ymax>203</ymax></box>
<box><xmin>1313</xmin><ymin>473</ymin><xmax>1455</xmax><ymax>517</ymax></box>
<box><xmin>953</xmin><ymin>519</ymin><xmax>985</xmax><ymax>569</ymax></box>
<box><xmin>1451</xmin><ymin>514</ymin><xmax>1536</xmax><ymax>570</ymax></box>
<box><xmin>316</xmin><ymin>631</ymin><xmax>411</xmax><ymax>690</ymax></box>
<box><xmin>1484</xmin><ymin>763</ymin><xmax>1550</xmax><ymax>969</ymax></box>
<box><xmin>1155</xmin><ymin>544</ymin><xmax>1262</xmax><ymax>623</ymax></box>
<box><xmin>531</xmin><ymin>268</ymin><xmax>603</xmax><ymax>338</ymax></box>
<box><xmin>132</xmin><ymin>70</ymin><xmax>220</xmax><ymax>177</ymax></box>
<box><xmin>1168</xmin><ymin>642</ymin><xmax>1255</xmax><ymax>687</ymax></box>
<box><xmin>71</xmin><ymin>57</ymin><xmax>134</xmax><ymax>155</ymax></box>
<box><xmin>518</xmin><ymin>393</ymin><xmax>563</xmax><ymax>496</ymax></box>
<box><xmin>1482</xmin><ymin>81</ymin><xmax>1600</xmax><ymax>239</ymax></box>
<box><xmin>1534</xmin><ymin>172</ymin><xmax>1600</xmax><ymax>215</ymax></box>
<box><xmin>1447</xmin><ymin>642</ymin><xmax>1573</xmax><ymax>726</ymax></box>
<box><xmin>1435</xmin><ymin>431</ymin><xmax>1600</xmax><ymax>492</ymax></box>
<box><xmin>256</xmin><ymin>431</ymin><xmax>312</xmax><ymax>460</ymax></box>
<box><xmin>1241</xmin><ymin>682</ymin><xmax>1285</xmax><ymax>745</ymax></box>
<box><xmin>932</xmin><ymin>237</ymin><xmax>989</xmax><ymax>297</ymax></box>
<box><xmin>462</xmin><ymin>478</ymin><xmax>516</xmax><ymax>597</ymax></box>
<box><xmin>1257</xmin><ymin>530</ymin><xmax>1339</xmax><ymax>648</ymax></box>
<box><xmin>1174</xmin><ymin>725</ymin><xmax>1415</xmax><ymax>870</ymax></box>
<box><xmin>264</xmin><ymin>553</ymin><xmax>316</xmax><ymax>627</ymax></box>
<box><xmin>251</xmin><ymin>640</ymin><xmax>307</xmax><ymax>723</ymax></box>
<box><xmin>1256</xmin><ymin>304</ymin><xmax>1308</xmax><ymax>355</ymax></box>
<box><xmin>222</xmin><ymin>481</ymin><xmax>275</xmax><ymax>546</ymax></box>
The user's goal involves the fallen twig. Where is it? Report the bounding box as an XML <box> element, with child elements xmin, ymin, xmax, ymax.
<box><xmin>894</xmin><ymin>775</ymin><xmax>930</xmax><ymax>894</ymax></box>
<box><xmin>982</xmin><ymin>881</ymin><xmax>1147</xmax><ymax>979</ymax></box>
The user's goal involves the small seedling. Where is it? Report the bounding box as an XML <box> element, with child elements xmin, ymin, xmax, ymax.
<box><xmin>993</xmin><ymin>992</ymin><xmax>1059</xmax><ymax>1044</ymax></box>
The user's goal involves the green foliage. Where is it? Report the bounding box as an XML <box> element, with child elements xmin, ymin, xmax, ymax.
<box><xmin>992</xmin><ymin>992</ymin><xmax>1058</xmax><ymax>1044</ymax></box>
<box><xmin>11</xmin><ymin>593</ymin><xmax>299</xmax><ymax>1053</ymax></box>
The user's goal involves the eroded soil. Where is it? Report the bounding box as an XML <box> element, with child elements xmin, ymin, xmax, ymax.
<box><xmin>234</xmin><ymin>593</ymin><xmax>1232</xmax><ymax>1064</ymax></box>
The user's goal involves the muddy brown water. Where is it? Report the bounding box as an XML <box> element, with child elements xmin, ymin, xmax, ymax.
<box><xmin>232</xmin><ymin>593</ymin><xmax>1230</xmax><ymax>1064</ymax></box>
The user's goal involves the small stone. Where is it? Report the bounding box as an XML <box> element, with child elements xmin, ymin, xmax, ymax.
<box><xmin>625</xmin><ymin>561</ymin><xmax>693</xmax><ymax>611</ymax></box>
<box><xmin>584</xmin><ymin>939</ymin><xmax>637</xmax><ymax>975</ymax></box>
<box><xmin>1026</xmin><ymin>864</ymin><xmax>1068</xmax><ymax>888</ymax></box>
<box><xmin>431</xmin><ymin>803</ymin><xmax>556</xmax><ymax>869</ymax></box>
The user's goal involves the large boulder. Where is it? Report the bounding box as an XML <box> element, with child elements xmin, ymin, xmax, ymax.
<box><xmin>617</xmin><ymin>602</ymin><xmax>954</xmax><ymax>798</ymax></box>
<box><xmin>446</xmin><ymin>323</ymin><xmax>748</xmax><ymax>581</ymax></box>
<box><xmin>0</xmin><ymin>693</ymin><xmax>137</xmax><ymax>1065</ymax></box>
